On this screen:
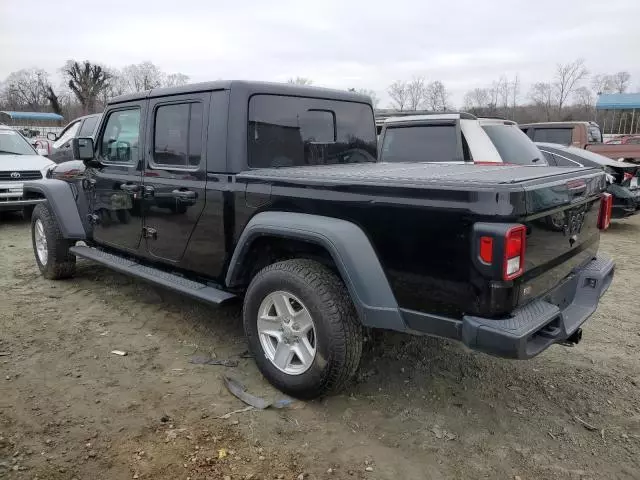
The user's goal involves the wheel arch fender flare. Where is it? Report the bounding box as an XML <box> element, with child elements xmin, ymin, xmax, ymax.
<box><xmin>226</xmin><ymin>212</ymin><xmax>406</xmax><ymax>332</ymax></box>
<box><xmin>23</xmin><ymin>179</ymin><xmax>86</xmax><ymax>240</ymax></box>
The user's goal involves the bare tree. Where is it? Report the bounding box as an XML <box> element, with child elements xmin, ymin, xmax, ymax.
<box><xmin>406</xmin><ymin>76</ymin><xmax>427</xmax><ymax>111</ymax></box>
<box><xmin>488</xmin><ymin>80</ymin><xmax>501</xmax><ymax>112</ymax></box>
<box><xmin>511</xmin><ymin>75</ymin><xmax>520</xmax><ymax>111</ymax></box>
<box><xmin>287</xmin><ymin>77</ymin><xmax>313</xmax><ymax>85</ymax></box>
<box><xmin>463</xmin><ymin>88</ymin><xmax>491</xmax><ymax>110</ymax></box>
<box><xmin>64</xmin><ymin>60</ymin><xmax>111</xmax><ymax>114</ymax></box>
<box><xmin>387</xmin><ymin>80</ymin><xmax>409</xmax><ymax>111</ymax></box>
<box><xmin>425</xmin><ymin>81</ymin><xmax>449</xmax><ymax>111</ymax></box>
<box><xmin>45</xmin><ymin>85</ymin><xmax>63</xmax><ymax>115</ymax></box>
<box><xmin>496</xmin><ymin>75</ymin><xmax>510</xmax><ymax>110</ymax></box>
<box><xmin>573</xmin><ymin>86</ymin><xmax>594</xmax><ymax>113</ymax></box>
<box><xmin>350</xmin><ymin>88</ymin><xmax>380</xmax><ymax>108</ymax></box>
<box><xmin>529</xmin><ymin>82</ymin><xmax>554</xmax><ymax>121</ymax></box>
<box><xmin>554</xmin><ymin>59</ymin><xmax>588</xmax><ymax>112</ymax></box>
<box><xmin>165</xmin><ymin>73</ymin><xmax>190</xmax><ymax>88</ymax></box>
<box><xmin>122</xmin><ymin>61</ymin><xmax>164</xmax><ymax>92</ymax></box>
<box><xmin>591</xmin><ymin>74</ymin><xmax>614</xmax><ymax>95</ymax></box>
<box><xmin>3</xmin><ymin>68</ymin><xmax>50</xmax><ymax>110</ymax></box>
<box><xmin>612</xmin><ymin>71</ymin><xmax>631</xmax><ymax>94</ymax></box>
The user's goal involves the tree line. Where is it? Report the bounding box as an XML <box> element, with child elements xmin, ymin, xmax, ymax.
<box><xmin>383</xmin><ymin>60</ymin><xmax>634</xmax><ymax>129</ymax></box>
<box><xmin>0</xmin><ymin>58</ymin><xmax>634</xmax><ymax>127</ymax></box>
<box><xmin>0</xmin><ymin>60</ymin><xmax>190</xmax><ymax>120</ymax></box>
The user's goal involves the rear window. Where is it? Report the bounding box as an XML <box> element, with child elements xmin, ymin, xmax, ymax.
<box><xmin>531</xmin><ymin>128</ymin><xmax>573</xmax><ymax>145</ymax></box>
<box><xmin>381</xmin><ymin>125</ymin><xmax>459</xmax><ymax>163</ymax></box>
<box><xmin>481</xmin><ymin>125</ymin><xmax>546</xmax><ymax>165</ymax></box>
<box><xmin>248</xmin><ymin>95</ymin><xmax>376</xmax><ymax>168</ymax></box>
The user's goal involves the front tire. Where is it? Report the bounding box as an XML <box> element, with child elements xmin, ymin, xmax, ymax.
<box><xmin>22</xmin><ymin>205</ymin><xmax>35</xmax><ymax>220</ymax></box>
<box><xmin>31</xmin><ymin>203</ymin><xmax>76</xmax><ymax>280</ymax></box>
<box><xmin>243</xmin><ymin>259</ymin><xmax>362</xmax><ymax>399</ymax></box>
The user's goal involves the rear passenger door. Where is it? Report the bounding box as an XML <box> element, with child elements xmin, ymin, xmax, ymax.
<box><xmin>142</xmin><ymin>93</ymin><xmax>210</xmax><ymax>263</ymax></box>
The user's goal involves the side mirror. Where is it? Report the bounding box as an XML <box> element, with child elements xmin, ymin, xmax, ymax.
<box><xmin>72</xmin><ymin>137</ymin><xmax>95</xmax><ymax>161</ymax></box>
<box><xmin>47</xmin><ymin>132</ymin><xmax>57</xmax><ymax>141</ymax></box>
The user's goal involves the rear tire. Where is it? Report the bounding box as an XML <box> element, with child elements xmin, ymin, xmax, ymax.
<box><xmin>31</xmin><ymin>203</ymin><xmax>76</xmax><ymax>280</ymax></box>
<box><xmin>243</xmin><ymin>259</ymin><xmax>363</xmax><ymax>399</ymax></box>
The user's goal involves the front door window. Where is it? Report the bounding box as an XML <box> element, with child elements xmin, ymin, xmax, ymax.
<box><xmin>99</xmin><ymin>109</ymin><xmax>141</xmax><ymax>164</ymax></box>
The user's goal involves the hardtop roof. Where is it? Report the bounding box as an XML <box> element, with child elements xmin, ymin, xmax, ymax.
<box><xmin>109</xmin><ymin>80</ymin><xmax>371</xmax><ymax>105</ymax></box>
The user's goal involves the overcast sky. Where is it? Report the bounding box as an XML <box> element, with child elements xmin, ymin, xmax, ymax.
<box><xmin>1</xmin><ymin>0</ymin><xmax>639</xmax><ymax>106</ymax></box>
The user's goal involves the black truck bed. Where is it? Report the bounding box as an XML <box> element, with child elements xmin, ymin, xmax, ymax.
<box><xmin>241</xmin><ymin>162</ymin><xmax>604</xmax><ymax>219</ymax></box>
<box><xmin>241</xmin><ymin>162</ymin><xmax>598</xmax><ymax>189</ymax></box>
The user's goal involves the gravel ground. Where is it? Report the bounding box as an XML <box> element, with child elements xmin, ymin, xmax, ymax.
<box><xmin>0</xmin><ymin>212</ymin><xmax>639</xmax><ymax>480</ymax></box>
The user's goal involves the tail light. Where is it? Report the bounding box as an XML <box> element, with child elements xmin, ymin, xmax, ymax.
<box><xmin>479</xmin><ymin>236</ymin><xmax>493</xmax><ymax>263</ymax></box>
<box><xmin>598</xmin><ymin>193</ymin><xmax>613</xmax><ymax>230</ymax></box>
<box><xmin>503</xmin><ymin>225</ymin><xmax>526</xmax><ymax>280</ymax></box>
<box><xmin>474</xmin><ymin>223</ymin><xmax>527</xmax><ymax>281</ymax></box>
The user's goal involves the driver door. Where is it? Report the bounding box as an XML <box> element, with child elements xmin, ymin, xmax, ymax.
<box><xmin>89</xmin><ymin>101</ymin><xmax>146</xmax><ymax>253</ymax></box>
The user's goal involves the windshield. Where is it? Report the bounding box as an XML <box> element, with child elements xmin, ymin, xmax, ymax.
<box><xmin>0</xmin><ymin>129</ymin><xmax>37</xmax><ymax>155</ymax></box>
<box><xmin>381</xmin><ymin>125</ymin><xmax>459</xmax><ymax>163</ymax></box>
<box><xmin>481</xmin><ymin>125</ymin><xmax>546</xmax><ymax>165</ymax></box>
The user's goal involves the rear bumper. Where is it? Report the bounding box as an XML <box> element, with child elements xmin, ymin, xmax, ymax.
<box><xmin>400</xmin><ymin>255</ymin><xmax>614</xmax><ymax>359</ymax></box>
<box><xmin>461</xmin><ymin>255</ymin><xmax>614</xmax><ymax>359</ymax></box>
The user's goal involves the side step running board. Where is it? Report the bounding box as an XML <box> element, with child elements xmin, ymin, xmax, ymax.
<box><xmin>69</xmin><ymin>246</ymin><xmax>236</xmax><ymax>305</ymax></box>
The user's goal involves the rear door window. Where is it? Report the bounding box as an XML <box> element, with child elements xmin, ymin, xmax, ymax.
<box><xmin>552</xmin><ymin>154</ymin><xmax>582</xmax><ymax>167</ymax></box>
<box><xmin>381</xmin><ymin>125</ymin><xmax>459</xmax><ymax>163</ymax></box>
<box><xmin>152</xmin><ymin>102</ymin><xmax>203</xmax><ymax>168</ymax></box>
<box><xmin>531</xmin><ymin>128</ymin><xmax>573</xmax><ymax>145</ymax></box>
<box><xmin>541</xmin><ymin>150</ymin><xmax>557</xmax><ymax>165</ymax></box>
<box><xmin>481</xmin><ymin>125</ymin><xmax>546</xmax><ymax>165</ymax></box>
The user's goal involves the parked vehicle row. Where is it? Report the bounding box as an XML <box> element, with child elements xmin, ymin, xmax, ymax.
<box><xmin>537</xmin><ymin>143</ymin><xmax>640</xmax><ymax>218</ymax></box>
<box><xmin>520</xmin><ymin>121</ymin><xmax>640</xmax><ymax>163</ymax></box>
<box><xmin>377</xmin><ymin>114</ymin><xmax>546</xmax><ymax>165</ymax></box>
<box><xmin>20</xmin><ymin>81</ymin><xmax>614</xmax><ymax>399</ymax></box>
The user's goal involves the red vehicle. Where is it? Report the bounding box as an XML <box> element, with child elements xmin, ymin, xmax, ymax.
<box><xmin>606</xmin><ymin>135</ymin><xmax>640</xmax><ymax>145</ymax></box>
<box><xmin>519</xmin><ymin>121</ymin><xmax>640</xmax><ymax>163</ymax></box>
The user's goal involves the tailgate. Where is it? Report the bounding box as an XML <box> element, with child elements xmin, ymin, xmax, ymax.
<box><xmin>517</xmin><ymin>168</ymin><xmax>605</xmax><ymax>306</ymax></box>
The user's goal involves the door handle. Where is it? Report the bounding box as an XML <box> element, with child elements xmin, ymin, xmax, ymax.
<box><xmin>143</xmin><ymin>185</ymin><xmax>155</xmax><ymax>198</ymax></box>
<box><xmin>120</xmin><ymin>183</ymin><xmax>140</xmax><ymax>193</ymax></box>
<box><xmin>172</xmin><ymin>189</ymin><xmax>196</xmax><ymax>200</ymax></box>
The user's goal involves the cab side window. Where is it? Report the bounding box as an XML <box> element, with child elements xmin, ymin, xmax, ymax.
<box><xmin>99</xmin><ymin>109</ymin><xmax>141</xmax><ymax>164</ymax></box>
<box><xmin>152</xmin><ymin>103</ymin><xmax>203</xmax><ymax>168</ymax></box>
<box><xmin>53</xmin><ymin>121</ymin><xmax>81</xmax><ymax>149</ymax></box>
<box><xmin>79</xmin><ymin>116</ymin><xmax>99</xmax><ymax>137</ymax></box>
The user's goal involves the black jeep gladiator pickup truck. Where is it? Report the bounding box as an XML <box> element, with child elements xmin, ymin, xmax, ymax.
<box><xmin>23</xmin><ymin>81</ymin><xmax>614</xmax><ymax>399</ymax></box>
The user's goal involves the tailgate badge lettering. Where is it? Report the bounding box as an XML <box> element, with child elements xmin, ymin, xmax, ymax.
<box><xmin>563</xmin><ymin>210</ymin><xmax>585</xmax><ymax>246</ymax></box>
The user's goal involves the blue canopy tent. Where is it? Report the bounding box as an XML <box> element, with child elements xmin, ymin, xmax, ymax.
<box><xmin>595</xmin><ymin>94</ymin><xmax>640</xmax><ymax>135</ymax></box>
<box><xmin>0</xmin><ymin>111</ymin><xmax>65</xmax><ymax>138</ymax></box>
<box><xmin>0</xmin><ymin>111</ymin><xmax>64</xmax><ymax>122</ymax></box>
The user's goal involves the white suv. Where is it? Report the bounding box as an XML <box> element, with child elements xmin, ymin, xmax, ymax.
<box><xmin>0</xmin><ymin>125</ymin><xmax>55</xmax><ymax>217</ymax></box>
<box><xmin>377</xmin><ymin>113</ymin><xmax>547</xmax><ymax>165</ymax></box>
